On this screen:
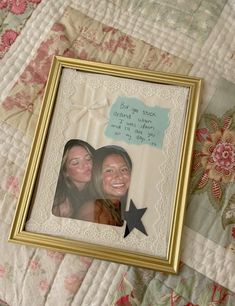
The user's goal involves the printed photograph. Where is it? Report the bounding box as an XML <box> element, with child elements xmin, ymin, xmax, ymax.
<box><xmin>52</xmin><ymin>139</ymin><xmax>132</xmax><ymax>227</ymax></box>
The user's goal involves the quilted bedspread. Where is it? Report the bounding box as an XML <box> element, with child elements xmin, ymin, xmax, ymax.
<box><xmin>1</xmin><ymin>0</ymin><xmax>235</xmax><ymax>305</ymax></box>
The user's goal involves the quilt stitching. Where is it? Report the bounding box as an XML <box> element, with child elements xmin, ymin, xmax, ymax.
<box><xmin>191</xmin><ymin>107</ymin><xmax>235</xmax><ymax>209</ymax></box>
<box><xmin>1</xmin><ymin>1</ymin><xmax>235</xmax><ymax>304</ymax></box>
<box><xmin>0</xmin><ymin>0</ymin><xmax>42</xmax><ymax>59</ymax></box>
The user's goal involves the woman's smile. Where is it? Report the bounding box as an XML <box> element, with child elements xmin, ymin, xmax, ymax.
<box><xmin>102</xmin><ymin>154</ymin><xmax>131</xmax><ymax>198</ymax></box>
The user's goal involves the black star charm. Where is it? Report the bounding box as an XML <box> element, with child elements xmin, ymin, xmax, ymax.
<box><xmin>123</xmin><ymin>199</ymin><xmax>148</xmax><ymax>238</ymax></box>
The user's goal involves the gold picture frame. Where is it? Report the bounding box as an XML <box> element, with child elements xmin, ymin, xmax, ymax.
<box><xmin>9</xmin><ymin>56</ymin><xmax>202</xmax><ymax>274</ymax></box>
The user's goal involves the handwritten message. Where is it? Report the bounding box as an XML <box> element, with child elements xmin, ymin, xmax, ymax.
<box><xmin>105</xmin><ymin>96</ymin><xmax>170</xmax><ymax>148</ymax></box>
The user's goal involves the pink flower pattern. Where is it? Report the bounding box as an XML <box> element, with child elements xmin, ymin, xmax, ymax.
<box><xmin>80</xmin><ymin>256</ymin><xmax>93</xmax><ymax>268</ymax></box>
<box><xmin>10</xmin><ymin>0</ymin><xmax>27</xmax><ymax>15</ymax></box>
<box><xmin>232</xmin><ymin>227</ymin><xmax>235</xmax><ymax>239</ymax></box>
<box><xmin>160</xmin><ymin>51</ymin><xmax>173</xmax><ymax>66</ymax></box>
<box><xmin>115</xmin><ymin>294</ymin><xmax>132</xmax><ymax>306</ymax></box>
<box><xmin>0</xmin><ymin>265</ymin><xmax>6</xmax><ymax>277</ymax></box>
<box><xmin>103</xmin><ymin>35</ymin><xmax>135</xmax><ymax>54</ymax></box>
<box><xmin>102</xmin><ymin>25</ymin><xmax>118</xmax><ymax>34</ymax></box>
<box><xmin>5</xmin><ymin>175</ymin><xmax>20</xmax><ymax>196</ymax></box>
<box><xmin>113</xmin><ymin>269</ymin><xmax>234</xmax><ymax>305</ymax></box>
<box><xmin>51</xmin><ymin>22</ymin><xmax>65</xmax><ymax>32</ymax></box>
<box><xmin>3</xmin><ymin>91</ymin><xmax>34</xmax><ymax>111</ymax></box>
<box><xmin>0</xmin><ymin>10</ymin><xmax>191</xmax><ymax>115</ymax></box>
<box><xmin>78</xmin><ymin>49</ymin><xmax>89</xmax><ymax>60</ymax></box>
<box><xmin>1</xmin><ymin>29</ymin><xmax>18</xmax><ymax>47</ymax></box>
<box><xmin>64</xmin><ymin>274</ymin><xmax>83</xmax><ymax>294</ymax></box>
<box><xmin>28</xmin><ymin>259</ymin><xmax>41</xmax><ymax>271</ymax></box>
<box><xmin>191</xmin><ymin>111</ymin><xmax>235</xmax><ymax>209</ymax></box>
<box><xmin>39</xmin><ymin>279</ymin><xmax>50</xmax><ymax>291</ymax></box>
<box><xmin>46</xmin><ymin>250</ymin><xmax>65</xmax><ymax>262</ymax></box>
<box><xmin>0</xmin><ymin>0</ymin><xmax>8</xmax><ymax>9</ymax></box>
<box><xmin>1</xmin><ymin>24</ymin><xmax>72</xmax><ymax>111</ymax></box>
<box><xmin>0</xmin><ymin>262</ymin><xmax>13</xmax><ymax>281</ymax></box>
<box><xmin>0</xmin><ymin>0</ymin><xmax>41</xmax><ymax>59</ymax></box>
<box><xmin>200</xmin><ymin>130</ymin><xmax>235</xmax><ymax>183</ymax></box>
<box><xmin>0</xmin><ymin>0</ymin><xmax>41</xmax><ymax>14</ymax></box>
<box><xmin>210</xmin><ymin>283</ymin><xmax>229</xmax><ymax>304</ymax></box>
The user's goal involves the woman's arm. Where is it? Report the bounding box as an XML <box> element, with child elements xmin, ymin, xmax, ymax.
<box><xmin>52</xmin><ymin>198</ymin><xmax>73</xmax><ymax>218</ymax></box>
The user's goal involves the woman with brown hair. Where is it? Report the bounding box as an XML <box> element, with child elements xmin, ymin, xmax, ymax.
<box><xmin>76</xmin><ymin>145</ymin><xmax>132</xmax><ymax>226</ymax></box>
<box><xmin>52</xmin><ymin>139</ymin><xmax>95</xmax><ymax>218</ymax></box>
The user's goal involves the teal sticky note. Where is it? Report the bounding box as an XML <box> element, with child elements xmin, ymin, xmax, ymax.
<box><xmin>105</xmin><ymin>96</ymin><xmax>170</xmax><ymax>148</ymax></box>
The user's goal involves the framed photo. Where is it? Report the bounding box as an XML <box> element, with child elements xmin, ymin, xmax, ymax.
<box><xmin>9</xmin><ymin>56</ymin><xmax>202</xmax><ymax>274</ymax></box>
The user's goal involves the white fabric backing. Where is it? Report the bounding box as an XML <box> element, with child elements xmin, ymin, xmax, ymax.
<box><xmin>26</xmin><ymin>68</ymin><xmax>188</xmax><ymax>258</ymax></box>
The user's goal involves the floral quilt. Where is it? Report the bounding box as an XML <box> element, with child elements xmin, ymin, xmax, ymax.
<box><xmin>0</xmin><ymin>0</ymin><xmax>235</xmax><ymax>305</ymax></box>
<box><xmin>0</xmin><ymin>0</ymin><xmax>41</xmax><ymax>59</ymax></box>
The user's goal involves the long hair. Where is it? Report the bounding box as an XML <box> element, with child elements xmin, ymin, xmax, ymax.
<box><xmin>91</xmin><ymin>145</ymin><xmax>132</xmax><ymax>225</ymax></box>
<box><xmin>52</xmin><ymin>139</ymin><xmax>95</xmax><ymax>217</ymax></box>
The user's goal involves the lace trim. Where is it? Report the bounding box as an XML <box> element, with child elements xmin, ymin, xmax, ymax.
<box><xmin>26</xmin><ymin>68</ymin><xmax>188</xmax><ymax>257</ymax></box>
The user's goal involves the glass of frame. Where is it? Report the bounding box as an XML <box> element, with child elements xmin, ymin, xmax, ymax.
<box><xmin>9</xmin><ymin>56</ymin><xmax>202</xmax><ymax>274</ymax></box>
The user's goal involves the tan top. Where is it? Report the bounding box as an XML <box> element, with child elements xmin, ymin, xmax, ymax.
<box><xmin>76</xmin><ymin>199</ymin><xmax>123</xmax><ymax>226</ymax></box>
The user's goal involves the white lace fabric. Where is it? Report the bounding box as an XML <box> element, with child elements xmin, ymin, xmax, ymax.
<box><xmin>26</xmin><ymin>68</ymin><xmax>188</xmax><ymax>258</ymax></box>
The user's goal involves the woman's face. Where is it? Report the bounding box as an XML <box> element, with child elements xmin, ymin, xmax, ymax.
<box><xmin>65</xmin><ymin>146</ymin><xmax>93</xmax><ymax>189</ymax></box>
<box><xmin>102</xmin><ymin>154</ymin><xmax>131</xmax><ymax>199</ymax></box>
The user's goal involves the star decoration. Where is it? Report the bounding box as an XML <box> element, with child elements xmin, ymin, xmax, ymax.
<box><xmin>123</xmin><ymin>199</ymin><xmax>148</xmax><ymax>238</ymax></box>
